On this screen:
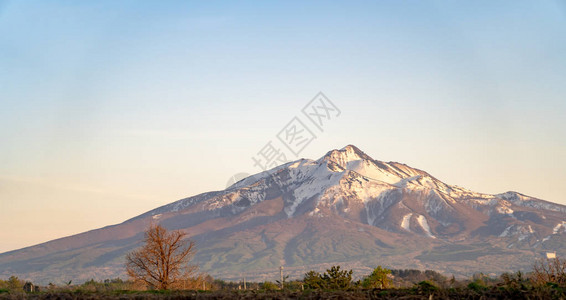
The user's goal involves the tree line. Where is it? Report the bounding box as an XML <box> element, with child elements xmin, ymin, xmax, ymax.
<box><xmin>2</xmin><ymin>224</ymin><xmax>565</xmax><ymax>298</ymax></box>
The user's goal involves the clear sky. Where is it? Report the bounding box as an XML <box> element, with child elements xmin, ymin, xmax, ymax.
<box><xmin>1</xmin><ymin>1</ymin><xmax>565</xmax><ymax>253</ymax></box>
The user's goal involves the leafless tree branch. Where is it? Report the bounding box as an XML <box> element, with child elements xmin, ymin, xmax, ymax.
<box><xmin>125</xmin><ymin>224</ymin><xmax>198</xmax><ymax>290</ymax></box>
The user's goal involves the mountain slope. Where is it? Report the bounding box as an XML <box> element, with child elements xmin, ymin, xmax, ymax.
<box><xmin>1</xmin><ymin>145</ymin><xmax>565</xmax><ymax>283</ymax></box>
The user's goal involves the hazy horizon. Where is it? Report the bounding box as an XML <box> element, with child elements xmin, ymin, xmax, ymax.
<box><xmin>1</xmin><ymin>1</ymin><xmax>565</xmax><ymax>253</ymax></box>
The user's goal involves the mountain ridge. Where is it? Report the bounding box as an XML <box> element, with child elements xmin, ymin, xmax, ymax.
<box><xmin>1</xmin><ymin>145</ymin><xmax>565</xmax><ymax>284</ymax></box>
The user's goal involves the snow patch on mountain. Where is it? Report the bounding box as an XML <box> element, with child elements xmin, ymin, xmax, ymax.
<box><xmin>497</xmin><ymin>206</ymin><xmax>514</xmax><ymax>215</ymax></box>
<box><xmin>309</xmin><ymin>207</ymin><xmax>323</xmax><ymax>217</ymax></box>
<box><xmin>343</xmin><ymin>176</ymin><xmax>393</xmax><ymax>204</ymax></box>
<box><xmin>416</xmin><ymin>214</ymin><xmax>436</xmax><ymax>238</ymax></box>
<box><xmin>425</xmin><ymin>190</ymin><xmax>455</xmax><ymax>217</ymax></box>
<box><xmin>499</xmin><ymin>224</ymin><xmax>535</xmax><ymax>241</ymax></box>
<box><xmin>497</xmin><ymin>192</ymin><xmax>566</xmax><ymax>213</ymax></box>
<box><xmin>364</xmin><ymin>189</ymin><xmax>400</xmax><ymax>226</ymax></box>
<box><xmin>320</xmin><ymin>146</ymin><xmax>403</xmax><ymax>184</ymax></box>
<box><xmin>353</xmin><ymin>160</ymin><xmax>405</xmax><ymax>184</ymax></box>
<box><xmin>499</xmin><ymin>225</ymin><xmax>519</xmax><ymax>238</ymax></box>
<box><xmin>228</xmin><ymin>162</ymin><xmax>293</xmax><ymax>190</ymax></box>
<box><xmin>553</xmin><ymin>222</ymin><xmax>566</xmax><ymax>234</ymax></box>
<box><xmin>285</xmin><ymin>160</ymin><xmax>344</xmax><ymax>217</ymax></box>
<box><xmin>401</xmin><ymin>213</ymin><xmax>412</xmax><ymax>231</ymax></box>
<box><xmin>520</xmin><ymin>226</ymin><xmax>535</xmax><ymax>241</ymax></box>
<box><xmin>395</xmin><ymin>175</ymin><xmax>421</xmax><ymax>188</ymax></box>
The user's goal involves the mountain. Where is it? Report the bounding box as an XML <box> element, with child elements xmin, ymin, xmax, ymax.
<box><xmin>1</xmin><ymin>145</ymin><xmax>565</xmax><ymax>283</ymax></box>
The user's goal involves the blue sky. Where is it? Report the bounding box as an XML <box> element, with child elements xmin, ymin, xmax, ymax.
<box><xmin>1</xmin><ymin>1</ymin><xmax>565</xmax><ymax>252</ymax></box>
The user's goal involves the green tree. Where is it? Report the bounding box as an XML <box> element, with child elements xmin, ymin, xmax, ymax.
<box><xmin>303</xmin><ymin>271</ymin><xmax>325</xmax><ymax>289</ymax></box>
<box><xmin>362</xmin><ymin>266</ymin><xmax>392</xmax><ymax>289</ymax></box>
<box><xmin>7</xmin><ymin>276</ymin><xmax>23</xmax><ymax>292</ymax></box>
<box><xmin>322</xmin><ymin>266</ymin><xmax>354</xmax><ymax>290</ymax></box>
<box><xmin>303</xmin><ymin>266</ymin><xmax>355</xmax><ymax>290</ymax></box>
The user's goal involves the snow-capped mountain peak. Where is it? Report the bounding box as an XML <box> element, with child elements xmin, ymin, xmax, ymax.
<box><xmin>139</xmin><ymin>145</ymin><xmax>565</xmax><ymax>243</ymax></box>
<box><xmin>3</xmin><ymin>144</ymin><xmax>566</xmax><ymax>284</ymax></box>
<box><xmin>317</xmin><ymin>145</ymin><xmax>405</xmax><ymax>185</ymax></box>
<box><xmin>319</xmin><ymin>144</ymin><xmax>368</xmax><ymax>165</ymax></box>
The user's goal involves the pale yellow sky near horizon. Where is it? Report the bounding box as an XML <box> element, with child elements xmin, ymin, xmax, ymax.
<box><xmin>1</xmin><ymin>1</ymin><xmax>566</xmax><ymax>253</ymax></box>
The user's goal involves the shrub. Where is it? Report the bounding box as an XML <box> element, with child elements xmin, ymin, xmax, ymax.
<box><xmin>467</xmin><ymin>280</ymin><xmax>488</xmax><ymax>292</ymax></box>
<box><xmin>500</xmin><ymin>271</ymin><xmax>528</xmax><ymax>290</ymax></box>
<box><xmin>415</xmin><ymin>280</ymin><xmax>438</xmax><ymax>293</ymax></box>
<box><xmin>532</xmin><ymin>257</ymin><xmax>566</xmax><ymax>287</ymax></box>
<box><xmin>261</xmin><ymin>281</ymin><xmax>279</xmax><ymax>291</ymax></box>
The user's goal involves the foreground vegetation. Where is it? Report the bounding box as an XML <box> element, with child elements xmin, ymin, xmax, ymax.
<box><xmin>0</xmin><ymin>283</ymin><xmax>565</xmax><ymax>299</ymax></box>
<box><xmin>1</xmin><ymin>258</ymin><xmax>565</xmax><ymax>299</ymax></box>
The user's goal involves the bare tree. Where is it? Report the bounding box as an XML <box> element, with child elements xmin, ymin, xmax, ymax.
<box><xmin>126</xmin><ymin>224</ymin><xmax>197</xmax><ymax>290</ymax></box>
<box><xmin>531</xmin><ymin>257</ymin><xmax>566</xmax><ymax>287</ymax></box>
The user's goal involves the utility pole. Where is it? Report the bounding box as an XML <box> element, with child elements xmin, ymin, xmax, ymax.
<box><xmin>243</xmin><ymin>276</ymin><xmax>247</xmax><ymax>290</ymax></box>
<box><xmin>279</xmin><ymin>265</ymin><xmax>284</xmax><ymax>289</ymax></box>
